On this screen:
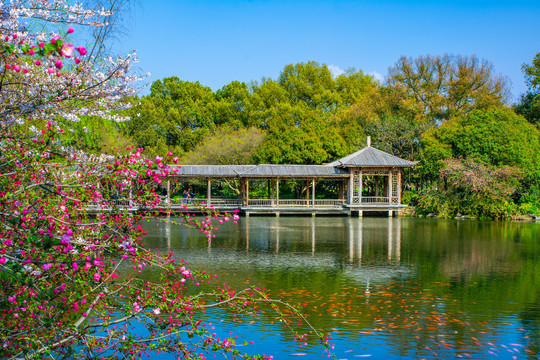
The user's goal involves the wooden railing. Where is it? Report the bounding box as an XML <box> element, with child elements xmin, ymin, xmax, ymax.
<box><xmin>361</xmin><ymin>196</ymin><xmax>390</xmax><ymax>204</ymax></box>
<box><xmin>85</xmin><ymin>197</ymin><xmax>400</xmax><ymax>211</ymax></box>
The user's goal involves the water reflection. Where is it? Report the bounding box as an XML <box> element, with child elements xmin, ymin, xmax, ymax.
<box><xmin>141</xmin><ymin>217</ymin><xmax>540</xmax><ymax>359</ymax></box>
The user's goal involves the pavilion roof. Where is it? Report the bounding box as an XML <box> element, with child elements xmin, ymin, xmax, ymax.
<box><xmin>327</xmin><ymin>146</ymin><xmax>418</xmax><ymax>168</ymax></box>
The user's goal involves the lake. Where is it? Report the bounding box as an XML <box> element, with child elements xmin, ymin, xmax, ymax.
<box><xmin>141</xmin><ymin>216</ymin><xmax>539</xmax><ymax>359</ymax></box>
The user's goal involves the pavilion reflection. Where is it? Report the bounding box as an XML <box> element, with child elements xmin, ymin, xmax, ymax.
<box><xmin>239</xmin><ymin>216</ymin><xmax>402</xmax><ymax>265</ymax></box>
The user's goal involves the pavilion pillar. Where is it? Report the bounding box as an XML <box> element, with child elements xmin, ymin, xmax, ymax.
<box><xmin>167</xmin><ymin>179</ymin><xmax>171</xmax><ymax>205</ymax></box>
<box><xmin>397</xmin><ymin>170</ymin><xmax>402</xmax><ymax>205</ymax></box>
<box><xmin>338</xmin><ymin>180</ymin><xmax>344</xmax><ymax>201</ymax></box>
<box><xmin>306</xmin><ymin>180</ymin><xmax>310</xmax><ymax>205</ymax></box>
<box><xmin>246</xmin><ymin>179</ymin><xmax>249</xmax><ymax>207</ymax></box>
<box><xmin>271</xmin><ymin>179</ymin><xmax>275</xmax><ymax>207</ymax></box>
<box><xmin>206</xmin><ymin>178</ymin><xmax>211</xmax><ymax>205</ymax></box>
<box><xmin>388</xmin><ymin>170</ymin><xmax>393</xmax><ymax>205</ymax></box>
<box><xmin>375</xmin><ymin>176</ymin><xmax>379</xmax><ymax>197</ymax></box>
<box><xmin>348</xmin><ymin>171</ymin><xmax>353</xmax><ymax>204</ymax></box>
<box><xmin>267</xmin><ymin>180</ymin><xmax>271</xmax><ymax>201</ymax></box>
<box><xmin>359</xmin><ymin>170</ymin><xmax>363</xmax><ymax>204</ymax></box>
<box><xmin>312</xmin><ymin>178</ymin><xmax>315</xmax><ymax>208</ymax></box>
<box><xmin>276</xmin><ymin>178</ymin><xmax>280</xmax><ymax>207</ymax></box>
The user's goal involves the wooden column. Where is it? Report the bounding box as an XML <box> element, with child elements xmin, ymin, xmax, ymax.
<box><xmin>271</xmin><ymin>179</ymin><xmax>275</xmax><ymax>206</ymax></box>
<box><xmin>306</xmin><ymin>180</ymin><xmax>310</xmax><ymax>205</ymax></box>
<box><xmin>388</xmin><ymin>170</ymin><xmax>393</xmax><ymax>205</ymax></box>
<box><xmin>338</xmin><ymin>180</ymin><xmax>344</xmax><ymax>200</ymax></box>
<box><xmin>246</xmin><ymin>179</ymin><xmax>249</xmax><ymax>207</ymax></box>
<box><xmin>312</xmin><ymin>178</ymin><xmax>315</xmax><ymax>208</ymax></box>
<box><xmin>397</xmin><ymin>170</ymin><xmax>402</xmax><ymax>205</ymax></box>
<box><xmin>267</xmin><ymin>180</ymin><xmax>271</xmax><ymax>200</ymax></box>
<box><xmin>359</xmin><ymin>170</ymin><xmax>363</xmax><ymax>204</ymax></box>
<box><xmin>276</xmin><ymin>178</ymin><xmax>280</xmax><ymax>207</ymax></box>
<box><xmin>375</xmin><ymin>176</ymin><xmax>379</xmax><ymax>197</ymax></box>
<box><xmin>206</xmin><ymin>178</ymin><xmax>211</xmax><ymax>205</ymax></box>
<box><xmin>167</xmin><ymin>179</ymin><xmax>171</xmax><ymax>205</ymax></box>
<box><xmin>348</xmin><ymin>171</ymin><xmax>353</xmax><ymax>204</ymax></box>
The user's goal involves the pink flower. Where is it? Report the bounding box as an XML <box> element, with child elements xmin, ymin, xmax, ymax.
<box><xmin>12</xmin><ymin>34</ymin><xmax>17</xmax><ymax>39</ymax></box>
<box><xmin>35</xmin><ymin>60</ymin><xmax>41</xmax><ymax>66</ymax></box>
<box><xmin>153</xmin><ymin>308</ymin><xmax>161</xmax><ymax>315</ymax></box>
<box><xmin>28</xmin><ymin>49</ymin><xmax>35</xmax><ymax>55</ymax></box>
<box><xmin>5</xmin><ymin>64</ymin><xmax>10</xmax><ymax>69</ymax></box>
<box><xmin>173</xmin><ymin>156</ymin><xmax>178</xmax><ymax>164</ymax></box>
<box><xmin>50</xmin><ymin>35</ymin><xmax>61</xmax><ymax>44</ymax></box>
<box><xmin>67</xmin><ymin>27</ymin><xmax>74</xmax><ymax>34</ymax></box>
<box><xmin>38</xmin><ymin>42</ymin><xmax>44</xmax><ymax>48</ymax></box>
<box><xmin>167</xmin><ymin>151</ymin><xmax>173</xmax><ymax>156</ymax></box>
<box><xmin>48</xmin><ymin>67</ymin><xmax>55</xmax><ymax>74</ymax></box>
<box><xmin>77</xmin><ymin>46</ymin><xmax>87</xmax><ymax>56</ymax></box>
<box><xmin>94</xmin><ymin>273</ymin><xmax>101</xmax><ymax>282</ymax></box>
<box><xmin>0</xmin><ymin>257</ymin><xmax>6</xmax><ymax>265</ymax></box>
<box><xmin>61</xmin><ymin>43</ymin><xmax>75</xmax><ymax>58</ymax></box>
<box><xmin>23</xmin><ymin>69</ymin><xmax>28</xmax><ymax>74</ymax></box>
<box><xmin>75</xmin><ymin>58</ymin><xmax>81</xmax><ymax>64</ymax></box>
<box><xmin>55</xmin><ymin>59</ymin><xmax>63</xmax><ymax>69</ymax></box>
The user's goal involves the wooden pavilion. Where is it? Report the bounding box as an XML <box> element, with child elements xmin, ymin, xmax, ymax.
<box><xmin>166</xmin><ymin>137</ymin><xmax>417</xmax><ymax>216</ymax></box>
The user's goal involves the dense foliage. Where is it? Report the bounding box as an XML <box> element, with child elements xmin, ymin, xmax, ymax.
<box><xmin>125</xmin><ymin>54</ymin><xmax>540</xmax><ymax>219</ymax></box>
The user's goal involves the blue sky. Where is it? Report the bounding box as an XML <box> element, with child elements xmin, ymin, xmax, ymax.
<box><xmin>116</xmin><ymin>0</ymin><xmax>540</xmax><ymax>101</ymax></box>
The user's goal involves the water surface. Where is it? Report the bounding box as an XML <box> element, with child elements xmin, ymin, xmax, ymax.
<box><xmin>142</xmin><ymin>217</ymin><xmax>539</xmax><ymax>359</ymax></box>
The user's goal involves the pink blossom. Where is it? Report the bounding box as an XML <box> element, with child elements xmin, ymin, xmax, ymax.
<box><xmin>75</xmin><ymin>58</ymin><xmax>81</xmax><ymax>64</ymax></box>
<box><xmin>48</xmin><ymin>67</ymin><xmax>55</xmax><ymax>74</ymax></box>
<box><xmin>77</xmin><ymin>46</ymin><xmax>87</xmax><ymax>56</ymax></box>
<box><xmin>94</xmin><ymin>273</ymin><xmax>101</xmax><ymax>281</ymax></box>
<box><xmin>61</xmin><ymin>43</ymin><xmax>75</xmax><ymax>58</ymax></box>
<box><xmin>153</xmin><ymin>308</ymin><xmax>161</xmax><ymax>315</ymax></box>
<box><xmin>67</xmin><ymin>27</ymin><xmax>74</xmax><ymax>34</ymax></box>
<box><xmin>28</xmin><ymin>49</ymin><xmax>35</xmax><ymax>55</ymax></box>
<box><xmin>55</xmin><ymin>59</ymin><xmax>63</xmax><ymax>69</ymax></box>
<box><xmin>35</xmin><ymin>60</ymin><xmax>41</xmax><ymax>66</ymax></box>
<box><xmin>50</xmin><ymin>35</ymin><xmax>61</xmax><ymax>44</ymax></box>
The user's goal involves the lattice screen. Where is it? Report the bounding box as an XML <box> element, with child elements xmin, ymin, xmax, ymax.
<box><xmin>391</xmin><ymin>171</ymin><xmax>399</xmax><ymax>204</ymax></box>
<box><xmin>352</xmin><ymin>171</ymin><xmax>361</xmax><ymax>204</ymax></box>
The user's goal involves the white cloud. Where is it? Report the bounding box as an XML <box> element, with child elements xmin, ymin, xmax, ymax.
<box><xmin>328</xmin><ymin>64</ymin><xmax>345</xmax><ymax>78</ymax></box>
<box><xmin>369</xmin><ymin>71</ymin><xmax>384</xmax><ymax>83</ymax></box>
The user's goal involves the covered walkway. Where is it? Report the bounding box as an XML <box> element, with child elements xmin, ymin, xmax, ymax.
<box><xmin>164</xmin><ymin>138</ymin><xmax>417</xmax><ymax>216</ymax></box>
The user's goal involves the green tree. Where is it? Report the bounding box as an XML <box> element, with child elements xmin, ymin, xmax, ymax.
<box><xmin>387</xmin><ymin>54</ymin><xmax>510</xmax><ymax>123</ymax></box>
<box><xmin>180</xmin><ymin>127</ymin><xmax>265</xmax><ymax>165</ymax></box>
<box><xmin>127</xmin><ymin>77</ymin><xmax>217</xmax><ymax>156</ymax></box>
<box><xmin>417</xmin><ymin>158</ymin><xmax>521</xmax><ymax>219</ymax></box>
<box><xmin>419</xmin><ymin>108</ymin><xmax>540</xmax><ymax>184</ymax></box>
<box><xmin>514</xmin><ymin>53</ymin><xmax>540</xmax><ymax>128</ymax></box>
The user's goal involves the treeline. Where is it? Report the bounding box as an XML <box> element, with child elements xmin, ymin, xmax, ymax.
<box><xmin>72</xmin><ymin>54</ymin><xmax>540</xmax><ymax>219</ymax></box>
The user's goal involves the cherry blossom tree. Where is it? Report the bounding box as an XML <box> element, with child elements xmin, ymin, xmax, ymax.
<box><xmin>0</xmin><ymin>1</ymin><xmax>333</xmax><ymax>359</ymax></box>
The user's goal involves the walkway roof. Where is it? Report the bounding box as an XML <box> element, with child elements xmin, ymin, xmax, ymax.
<box><xmin>170</xmin><ymin>164</ymin><xmax>348</xmax><ymax>178</ymax></box>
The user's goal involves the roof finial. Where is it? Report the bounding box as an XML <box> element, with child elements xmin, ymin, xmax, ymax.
<box><xmin>366</xmin><ymin>136</ymin><xmax>371</xmax><ymax>147</ymax></box>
